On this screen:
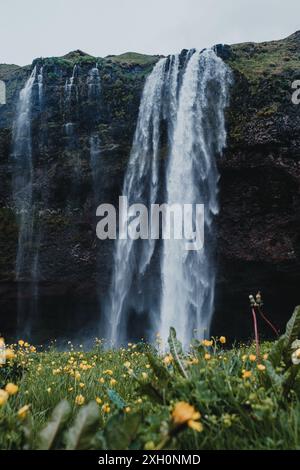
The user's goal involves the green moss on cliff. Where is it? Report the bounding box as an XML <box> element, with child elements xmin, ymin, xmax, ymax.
<box><xmin>106</xmin><ymin>52</ymin><xmax>159</xmax><ymax>65</ymax></box>
<box><xmin>228</xmin><ymin>31</ymin><xmax>300</xmax><ymax>80</ymax></box>
<box><xmin>0</xmin><ymin>64</ymin><xmax>20</xmax><ymax>80</ymax></box>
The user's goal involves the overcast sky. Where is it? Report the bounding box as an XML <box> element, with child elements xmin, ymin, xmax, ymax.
<box><xmin>0</xmin><ymin>0</ymin><xmax>299</xmax><ymax>65</ymax></box>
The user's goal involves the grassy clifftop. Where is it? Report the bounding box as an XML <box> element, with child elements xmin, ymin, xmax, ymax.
<box><xmin>106</xmin><ymin>52</ymin><xmax>160</xmax><ymax>65</ymax></box>
<box><xmin>227</xmin><ymin>30</ymin><xmax>300</xmax><ymax>80</ymax></box>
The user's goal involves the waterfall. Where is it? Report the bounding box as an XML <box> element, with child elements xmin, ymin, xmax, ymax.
<box><xmin>160</xmin><ymin>49</ymin><xmax>231</xmax><ymax>346</ymax></box>
<box><xmin>107</xmin><ymin>58</ymin><xmax>167</xmax><ymax>345</ymax></box>
<box><xmin>64</xmin><ymin>64</ymin><xmax>78</xmax><ymax>137</ymax></box>
<box><xmin>107</xmin><ymin>49</ymin><xmax>232</xmax><ymax>346</ymax></box>
<box><xmin>65</xmin><ymin>64</ymin><xmax>78</xmax><ymax>104</ymax></box>
<box><xmin>88</xmin><ymin>65</ymin><xmax>101</xmax><ymax>200</ymax></box>
<box><xmin>87</xmin><ymin>65</ymin><xmax>101</xmax><ymax>101</ymax></box>
<box><xmin>12</xmin><ymin>66</ymin><xmax>37</xmax><ymax>280</ymax></box>
<box><xmin>37</xmin><ymin>66</ymin><xmax>43</xmax><ymax>107</ymax></box>
<box><xmin>11</xmin><ymin>66</ymin><xmax>41</xmax><ymax>337</ymax></box>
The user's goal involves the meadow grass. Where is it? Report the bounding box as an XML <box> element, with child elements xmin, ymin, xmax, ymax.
<box><xmin>0</xmin><ymin>331</ymin><xmax>300</xmax><ymax>450</ymax></box>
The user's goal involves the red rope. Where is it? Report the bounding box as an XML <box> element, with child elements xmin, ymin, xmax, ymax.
<box><xmin>257</xmin><ymin>306</ymin><xmax>279</xmax><ymax>337</ymax></box>
<box><xmin>251</xmin><ymin>307</ymin><xmax>260</xmax><ymax>360</ymax></box>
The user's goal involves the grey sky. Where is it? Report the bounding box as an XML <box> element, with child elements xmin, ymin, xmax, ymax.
<box><xmin>0</xmin><ymin>0</ymin><xmax>299</xmax><ymax>65</ymax></box>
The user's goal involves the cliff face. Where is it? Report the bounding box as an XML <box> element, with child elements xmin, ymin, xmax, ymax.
<box><xmin>213</xmin><ymin>32</ymin><xmax>300</xmax><ymax>340</ymax></box>
<box><xmin>0</xmin><ymin>34</ymin><xmax>300</xmax><ymax>342</ymax></box>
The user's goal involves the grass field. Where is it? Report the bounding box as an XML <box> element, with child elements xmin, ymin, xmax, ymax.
<box><xmin>1</xmin><ymin>308</ymin><xmax>300</xmax><ymax>450</ymax></box>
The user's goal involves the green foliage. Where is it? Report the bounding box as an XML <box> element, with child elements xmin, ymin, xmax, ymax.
<box><xmin>65</xmin><ymin>402</ymin><xmax>99</xmax><ymax>450</ymax></box>
<box><xmin>37</xmin><ymin>400</ymin><xmax>71</xmax><ymax>450</ymax></box>
<box><xmin>106</xmin><ymin>388</ymin><xmax>127</xmax><ymax>410</ymax></box>
<box><xmin>104</xmin><ymin>411</ymin><xmax>142</xmax><ymax>450</ymax></box>
<box><xmin>269</xmin><ymin>306</ymin><xmax>300</xmax><ymax>368</ymax></box>
<box><xmin>1</xmin><ymin>307</ymin><xmax>300</xmax><ymax>450</ymax></box>
<box><xmin>285</xmin><ymin>306</ymin><xmax>300</xmax><ymax>352</ymax></box>
<box><xmin>168</xmin><ymin>327</ymin><xmax>188</xmax><ymax>378</ymax></box>
<box><xmin>228</xmin><ymin>32</ymin><xmax>300</xmax><ymax>80</ymax></box>
<box><xmin>107</xmin><ymin>52</ymin><xmax>158</xmax><ymax>66</ymax></box>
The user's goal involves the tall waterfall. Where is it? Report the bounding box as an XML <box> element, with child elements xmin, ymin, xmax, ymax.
<box><xmin>160</xmin><ymin>49</ymin><xmax>231</xmax><ymax>346</ymax></box>
<box><xmin>12</xmin><ymin>66</ymin><xmax>37</xmax><ymax>280</ymax></box>
<box><xmin>108</xmin><ymin>49</ymin><xmax>232</xmax><ymax>346</ymax></box>
<box><xmin>107</xmin><ymin>58</ymin><xmax>167</xmax><ymax>345</ymax></box>
<box><xmin>88</xmin><ymin>65</ymin><xmax>101</xmax><ymax>197</ymax></box>
<box><xmin>11</xmin><ymin>66</ymin><xmax>41</xmax><ymax>337</ymax></box>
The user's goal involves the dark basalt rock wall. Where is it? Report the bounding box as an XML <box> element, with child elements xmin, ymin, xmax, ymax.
<box><xmin>0</xmin><ymin>34</ymin><xmax>300</xmax><ymax>343</ymax></box>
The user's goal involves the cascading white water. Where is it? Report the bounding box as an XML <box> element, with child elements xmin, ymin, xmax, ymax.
<box><xmin>65</xmin><ymin>64</ymin><xmax>78</xmax><ymax>103</ymax></box>
<box><xmin>88</xmin><ymin>65</ymin><xmax>101</xmax><ymax>199</ymax></box>
<box><xmin>87</xmin><ymin>65</ymin><xmax>100</xmax><ymax>101</ymax></box>
<box><xmin>107</xmin><ymin>49</ymin><xmax>232</xmax><ymax>346</ymax></box>
<box><xmin>37</xmin><ymin>66</ymin><xmax>43</xmax><ymax>107</ymax></box>
<box><xmin>64</xmin><ymin>64</ymin><xmax>77</xmax><ymax>136</ymax></box>
<box><xmin>12</xmin><ymin>66</ymin><xmax>37</xmax><ymax>279</ymax></box>
<box><xmin>160</xmin><ymin>49</ymin><xmax>232</xmax><ymax>346</ymax></box>
<box><xmin>107</xmin><ymin>58</ymin><xmax>167</xmax><ymax>345</ymax></box>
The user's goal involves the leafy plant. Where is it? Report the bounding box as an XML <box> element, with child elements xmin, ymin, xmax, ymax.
<box><xmin>37</xmin><ymin>400</ymin><xmax>71</xmax><ymax>450</ymax></box>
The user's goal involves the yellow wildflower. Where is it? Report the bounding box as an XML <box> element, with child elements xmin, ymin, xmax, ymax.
<box><xmin>204</xmin><ymin>353</ymin><xmax>211</xmax><ymax>360</ymax></box>
<box><xmin>95</xmin><ymin>397</ymin><xmax>102</xmax><ymax>404</ymax></box>
<box><xmin>5</xmin><ymin>383</ymin><xmax>19</xmax><ymax>395</ymax></box>
<box><xmin>102</xmin><ymin>403</ymin><xmax>110</xmax><ymax>413</ymax></box>
<box><xmin>18</xmin><ymin>340</ymin><xmax>25</xmax><ymax>347</ymax></box>
<box><xmin>188</xmin><ymin>420</ymin><xmax>203</xmax><ymax>432</ymax></box>
<box><xmin>0</xmin><ymin>389</ymin><xmax>9</xmax><ymax>406</ymax></box>
<box><xmin>163</xmin><ymin>354</ymin><xmax>173</xmax><ymax>365</ymax></box>
<box><xmin>202</xmin><ymin>339</ymin><xmax>213</xmax><ymax>347</ymax></box>
<box><xmin>292</xmin><ymin>348</ymin><xmax>300</xmax><ymax>365</ymax></box>
<box><xmin>75</xmin><ymin>394</ymin><xmax>85</xmax><ymax>405</ymax></box>
<box><xmin>17</xmin><ymin>405</ymin><xmax>30</xmax><ymax>420</ymax></box>
<box><xmin>172</xmin><ymin>402</ymin><xmax>202</xmax><ymax>432</ymax></box>
<box><xmin>98</xmin><ymin>377</ymin><xmax>105</xmax><ymax>384</ymax></box>
<box><xmin>219</xmin><ymin>336</ymin><xmax>226</xmax><ymax>344</ymax></box>
<box><xmin>125</xmin><ymin>406</ymin><xmax>131</xmax><ymax>413</ymax></box>
<box><xmin>249</xmin><ymin>354</ymin><xmax>256</xmax><ymax>362</ymax></box>
<box><xmin>110</xmin><ymin>378</ymin><xmax>117</xmax><ymax>386</ymax></box>
<box><xmin>124</xmin><ymin>361</ymin><xmax>131</xmax><ymax>369</ymax></box>
<box><xmin>257</xmin><ymin>364</ymin><xmax>266</xmax><ymax>371</ymax></box>
<box><xmin>242</xmin><ymin>370</ymin><xmax>252</xmax><ymax>379</ymax></box>
<box><xmin>141</xmin><ymin>372</ymin><xmax>148</xmax><ymax>379</ymax></box>
<box><xmin>5</xmin><ymin>348</ymin><xmax>15</xmax><ymax>360</ymax></box>
<box><xmin>104</xmin><ymin>369</ymin><xmax>113</xmax><ymax>376</ymax></box>
<box><xmin>263</xmin><ymin>353</ymin><xmax>269</xmax><ymax>360</ymax></box>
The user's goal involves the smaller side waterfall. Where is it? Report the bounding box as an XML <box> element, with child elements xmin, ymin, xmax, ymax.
<box><xmin>64</xmin><ymin>64</ymin><xmax>78</xmax><ymax>104</ymax></box>
<box><xmin>88</xmin><ymin>65</ymin><xmax>101</xmax><ymax>200</ymax></box>
<box><xmin>37</xmin><ymin>66</ymin><xmax>43</xmax><ymax>107</ymax></box>
<box><xmin>87</xmin><ymin>65</ymin><xmax>101</xmax><ymax>101</ymax></box>
<box><xmin>12</xmin><ymin>66</ymin><xmax>37</xmax><ymax>279</ymax></box>
<box><xmin>64</xmin><ymin>64</ymin><xmax>78</xmax><ymax>138</ymax></box>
